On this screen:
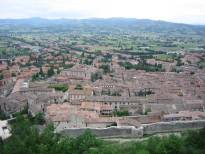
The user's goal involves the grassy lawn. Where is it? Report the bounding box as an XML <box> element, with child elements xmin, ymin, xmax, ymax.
<box><xmin>155</xmin><ymin>54</ymin><xmax>175</xmax><ymax>62</ymax></box>
<box><xmin>48</xmin><ymin>84</ymin><xmax>69</xmax><ymax>92</ymax></box>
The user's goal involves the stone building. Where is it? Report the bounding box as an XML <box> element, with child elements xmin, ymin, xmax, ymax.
<box><xmin>61</xmin><ymin>64</ymin><xmax>97</xmax><ymax>80</ymax></box>
<box><xmin>0</xmin><ymin>92</ymin><xmax>27</xmax><ymax>116</ymax></box>
<box><xmin>86</xmin><ymin>96</ymin><xmax>146</xmax><ymax>114</ymax></box>
<box><xmin>80</xmin><ymin>101</ymin><xmax>112</xmax><ymax>115</ymax></box>
<box><xmin>27</xmin><ymin>92</ymin><xmax>64</xmax><ymax>116</ymax></box>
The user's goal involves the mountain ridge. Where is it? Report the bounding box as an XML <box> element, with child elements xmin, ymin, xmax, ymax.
<box><xmin>0</xmin><ymin>17</ymin><xmax>205</xmax><ymax>35</ymax></box>
<box><xmin>0</xmin><ymin>17</ymin><xmax>204</xmax><ymax>26</ymax></box>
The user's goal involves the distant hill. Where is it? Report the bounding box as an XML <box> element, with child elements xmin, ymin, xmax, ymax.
<box><xmin>0</xmin><ymin>17</ymin><xmax>205</xmax><ymax>35</ymax></box>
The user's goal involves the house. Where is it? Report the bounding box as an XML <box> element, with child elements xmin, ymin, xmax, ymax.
<box><xmin>162</xmin><ymin>111</ymin><xmax>205</xmax><ymax>122</ymax></box>
<box><xmin>0</xmin><ymin>120</ymin><xmax>11</xmax><ymax>140</ymax></box>
<box><xmin>46</xmin><ymin>104</ymin><xmax>90</xmax><ymax>128</ymax></box>
<box><xmin>61</xmin><ymin>64</ymin><xmax>97</xmax><ymax>80</ymax></box>
<box><xmin>14</xmin><ymin>56</ymin><xmax>30</xmax><ymax>65</ymax></box>
<box><xmin>86</xmin><ymin>96</ymin><xmax>146</xmax><ymax>114</ymax></box>
<box><xmin>46</xmin><ymin>103</ymin><xmax>116</xmax><ymax>129</ymax></box>
<box><xmin>27</xmin><ymin>92</ymin><xmax>64</xmax><ymax>116</ymax></box>
<box><xmin>80</xmin><ymin>101</ymin><xmax>112</xmax><ymax>115</ymax></box>
<box><xmin>68</xmin><ymin>85</ymin><xmax>93</xmax><ymax>104</ymax></box>
<box><xmin>0</xmin><ymin>92</ymin><xmax>27</xmax><ymax>116</ymax></box>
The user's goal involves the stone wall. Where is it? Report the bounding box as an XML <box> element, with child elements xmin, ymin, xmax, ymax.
<box><xmin>58</xmin><ymin>120</ymin><xmax>205</xmax><ymax>138</ymax></box>
<box><xmin>143</xmin><ymin>120</ymin><xmax>205</xmax><ymax>135</ymax></box>
<box><xmin>128</xmin><ymin>115</ymin><xmax>161</xmax><ymax>124</ymax></box>
<box><xmin>58</xmin><ymin>126</ymin><xmax>143</xmax><ymax>138</ymax></box>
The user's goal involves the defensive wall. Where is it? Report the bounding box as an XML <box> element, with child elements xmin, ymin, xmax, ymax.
<box><xmin>143</xmin><ymin>120</ymin><xmax>205</xmax><ymax>135</ymax></box>
<box><xmin>57</xmin><ymin>120</ymin><xmax>205</xmax><ymax>138</ymax></box>
<box><xmin>57</xmin><ymin>126</ymin><xmax>143</xmax><ymax>138</ymax></box>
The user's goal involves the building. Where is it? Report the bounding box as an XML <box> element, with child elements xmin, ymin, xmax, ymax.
<box><xmin>61</xmin><ymin>64</ymin><xmax>97</xmax><ymax>80</ymax></box>
<box><xmin>163</xmin><ymin>111</ymin><xmax>205</xmax><ymax>122</ymax></box>
<box><xmin>0</xmin><ymin>92</ymin><xmax>27</xmax><ymax>116</ymax></box>
<box><xmin>80</xmin><ymin>101</ymin><xmax>112</xmax><ymax>115</ymax></box>
<box><xmin>86</xmin><ymin>96</ymin><xmax>146</xmax><ymax>114</ymax></box>
<box><xmin>0</xmin><ymin>120</ymin><xmax>11</xmax><ymax>140</ymax></box>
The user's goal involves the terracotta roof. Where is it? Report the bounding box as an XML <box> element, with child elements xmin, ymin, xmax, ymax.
<box><xmin>81</xmin><ymin>102</ymin><xmax>112</xmax><ymax>112</ymax></box>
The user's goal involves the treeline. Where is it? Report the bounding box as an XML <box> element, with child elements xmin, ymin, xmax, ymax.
<box><xmin>119</xmin><ymin>50</ymin><xmax>164</xmax><ymax>56</ymax></box>
<box><xmin>0</xmin><ymin>115</ymin><xmax>205</xmax><ymax>154</ymax></box>
<box><xmin>32</xmin><ymin>67</ymin><xmax>57</xmax><ymax>81</ymax></box>
<box><xmin>119</xmin><ymin>60</ymin><xmax>164</xmax><ymax>72</ymax></box>
<box><xmin>0</xmin><ymin>47</ymin><xmax>30</xmax><ymax>59</ymax></box>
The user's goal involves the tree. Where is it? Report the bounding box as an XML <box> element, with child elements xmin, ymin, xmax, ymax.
<box><xmin>11</xmin><ymin>72</ymin><xmax>16</xmax><ymax>77</ymax></box>
<box><xmin>99</xmin><ymin>64</ymin><xmax>111</xmax><ymax>74</ymax></box>
<box><xmin>0</xmin><ymin>110</ymin><xmax>7</xmax><ymax>120</ymax></box>
<box><xmin>91</xmin><ymin>72</ymin><xmax>102</xmax><ymax>82</ymax></box>
<box><xmin>81</xmin><ymin>52</ymin><xmax>85</xmax><ymax>58</ymax></box>
<box><xmin>57</xmin><ymin>68</ymin><xmax>60</xmax><ymax>74</ymax></box>
<box><xmin>32</xmin><ymin>73</ymin><xmax>39</xmax><ymax>81</ymax></box>
<box><xmin>0</xmin><ymin>73</ymin><xmax>4</xmax><ymax>80</ymax></box>
<box><xmin>34</xmin><ymin>113</ymin><xmax>45</xmax><ymax>125</ymax></box>
<box><xmin>39</xmin><ymin>67</ymin><xmax>45</xmax><ymax>78</ymax></box>
<box><xmin>113</xmin><ymin>109</ymin><xmax>129</xmax><ymax>117</ymax></box>
<box><xmin>49</xmin><ymin>84</ymin><xmax>68</xmax><ymax>92</ymax></box>
<box><xmin>47</xmin><ymin>67</ymin><xmax>55</xmax><ymax>77</ymax></box>
<box><xmin>75</xmin><ymin>84</ymin><xmax>83</xmax><ymax>90</ymax></box>
<box><xmin>75</xmin><ymin>129</ymin><xmax>100</xmax><ymax>154</ymax></box>
<box><xmin>1</xmin><ymin>112</ymin><xmax>205</xmax><ymax>154</ymax></box>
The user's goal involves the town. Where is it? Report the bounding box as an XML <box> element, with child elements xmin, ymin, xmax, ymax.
<box><xmin>1</xmin><ymin>0</ymin><xmax>205</xmax><ymax>153</ymax></box>
<box><xmin>0</xmin><ymin>19</ymin><xmax>205</xmax><ymax>139</ymax></box>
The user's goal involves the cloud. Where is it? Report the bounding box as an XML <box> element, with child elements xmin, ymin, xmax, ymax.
<box><xmin>0</xmin><ymin>0</ymin><xmax>205</xmax><ymax>24</ymax></box>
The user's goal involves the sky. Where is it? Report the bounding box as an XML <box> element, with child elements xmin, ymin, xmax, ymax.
<box><xmin>0</xmin><ymin>0</ymin><xmax>205</xmax><ymax>24</ymax></box>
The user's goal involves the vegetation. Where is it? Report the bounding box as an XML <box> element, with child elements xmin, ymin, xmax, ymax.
<box><xmin>32</xmin><ymin>67</ymin><xmax>46</xmax><ymax>81</ymax></box>
<box><xmin>198</xmin><ymin>59</ymin><xmax>205</xmax><ymax>69</ymax></box>
<box><xmin>101</xmin><ymin>54</ymin><xmax>112</xmax><ymax>63</ymax></box>
<box><xmin>62</xmin><ymin>64</ymin><xmax>74</xmax><ymax>69</ymax></box>
<box><xmin>102</xmin><ymin>90</ymin><xmax>121</xmax><ymax>96</ymax></box>
<box><xmin>119</xmin><ymin>61</ymin><xmax>164</xmax><ymax>72</ymax></box>
<box><xmin>0</xmin><ymin>47</ymin><xmax>30</xmax><ymax>59</ymax></box>
<box><xmin>1</xmin><ymin>114</ymin><xmax>205</xmax><ymax>154</ymax></box>
<box><xmin>11</xmin><ymin>72</ymin><xmax>16</xmax><ymax>77</ymax></box>
<box><xmin>176</xmin><ymin>56</ymin><xmax>184</xmax><ymax>66</ymax></box>
<box><xmin>144</xmin><ymin>108</ymin><xmax>151</xmax><ymax>115</ymax></box>
<box><xmin>0</xmin><ymin>115</ymin><xmax>101</xmax><ymax>154</ymax></box>
<box><xmin>32</xmin><ymin>73</ymin><xmax>41</xmax><ymax>81</ymax></box>
<box><xmin>0</xmin><ymin>73</ymin><xmax>3</xmax><ymax>80</ymax></box>
<box><xmin>99</xmin><ymin>64</ymin><xmax>111</xmax><ymax>74</ymax></box>
<box><xmin>33</xmin><ymin>113</ymin><xmax>45</xmax><ymax>125</ymax></box>
<box><xmin>155</xmin><ymin>54</ymin><xmax>175</xmax><ymax>62</ymax></box>
<box><xmin>136</xmin><ymin>89</ymin><xmax>154</xmax><ymax>97</ymax></box>
<box><xmin>47</xmin><ymin>67</ymin><xmax>55</xmax><ymax>77</ymax></box>
<box><xmin>75</xmin><ymin>84</ymin><xmax>83</xmax><ymax>90</ymax></box>
<box><xmin>48</xmin><ymin>84</ymin><xmax>68</xmax><ymax>92</ymax></box>
<box><xmin>113</xmin><ymin>109</ymin><xmax>129</xmax><ymax>117</ymax></box>
<box><xmin>32</xmin><ymin>66</ymin><xmax>57</xmax><ymax>81</ymax></box>
<box><xmin>27</xmin><ymin>112</ymin><xmax>46</xmax><ymax>125</ymax></box>
<box><xmin>171</xmin><ymin>66</ymin><xmax>182</xmax><ymax>73</ymax></box>
<box><xmin>0</xmin><ymin>111</ymin><xmax>7</xmax><ymax>120</ymax></box>
<box><xmin>91</xmin><ymin>72</ymin><xmax>102</xmax><ymax>82</ymax></box>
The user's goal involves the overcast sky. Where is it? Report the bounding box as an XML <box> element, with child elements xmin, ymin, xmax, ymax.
<box><xmin>0</xmin><ymin>0</ymin><xmax>205</xmax><ymax>24</ymax></box>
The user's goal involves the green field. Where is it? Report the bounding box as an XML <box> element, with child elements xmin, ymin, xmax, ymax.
<box><xmin>155</xmin><ymin>54</ymin><xmax>175</xmax><ymax>62</ymax></box>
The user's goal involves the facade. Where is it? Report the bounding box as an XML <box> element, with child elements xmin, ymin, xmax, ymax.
<box><xmin>0</xmin><ymin>120</ymin><xmax>11</xmax><ymax>140</ymax></box>
<box><xmin>80</xmin><ymin>101</ymin><xmax>112</xmax><ymax>115</ymax></box>
<box><xmin>86</xmin><ymin>96</ymin><xmax>145</xmax><ymax>114</ymax></box>
<box><xmin>61</xmin><ymin>64</ymin><xmax>97</xmax><ymax>80</ymax></box>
